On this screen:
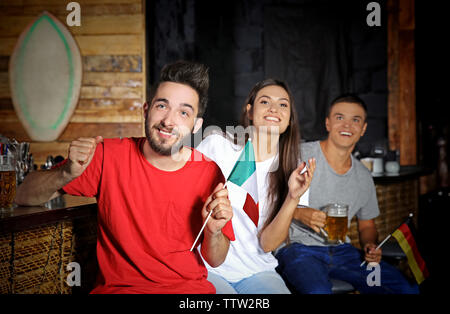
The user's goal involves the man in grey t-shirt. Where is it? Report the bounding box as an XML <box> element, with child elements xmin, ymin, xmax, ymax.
<box><xmin>288</xmin><ymin>140</ymin><xmax>379</xmax><ymax>246</ymax></box>
<box><xmin>275</xmin><ymin>94</ymin><xmax>418</xmax><ymax>294</ymax></box>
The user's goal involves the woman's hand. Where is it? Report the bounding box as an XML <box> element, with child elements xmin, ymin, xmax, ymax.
<box><xmin>287</xmin><ymin>158</ymin><xmax>316</xmax><ymax>201</ymax></box>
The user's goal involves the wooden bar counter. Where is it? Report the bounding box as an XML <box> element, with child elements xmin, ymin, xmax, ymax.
<box><xmin>0</xmin><ymin>195</ymin><xmax>98</xmax><ymax>294</ymax></box>
<box><xmin>348</xmin><ymin>166</ymin><xmax>424</xmax><ymax>248</ymax></box>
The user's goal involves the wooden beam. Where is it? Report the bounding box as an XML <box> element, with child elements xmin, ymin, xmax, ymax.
<box><xmin>0</xmin><ymin>3</ymin><xmax>142</xmax><ymax>17</ymax></box>
<box><xmin>76</xmin><ymin>34</ymin><xmax>143</xmax><ymax>56</ymax></box>
<box><xmin>25</xmin><ymin>3</ymin><xmax>142</xmax><ymax>16</ymax></box>
<box><xmin>399</xmin><ymin>0</ymin><xmax>416</xmax><ymax>29</ymax></box>
<box><xmin>0</xmin><ymin>15</ymin><xmax>143</xmax><ymax>37</ymax></box>
<box><xmin>0</xmin><ymin>38</ymin><xmax>17</xmax><ymax>56</ymax></box>
<box><xmin>0</xmin><ymin>121</ymin><xmax>143</xmax><ymax>142</ymax></box>
<box><xmin>20</xmin><ymin>0</ymin><xmax>142</xmax><ymax>5</ymax></box>
<box><xmin>0</xmin><ymin>98</ymin><xmax>13</xmax><ymax>110</ymax></box>
<box><xmin>0</xmin><ymin>72</ymin><xmax>9</xmax><ymax>98</ymax></box>
<box><xmin>398</xmin><ymin>29</ymin><xmax>416</xmax><ymax>165</ymax></box>
<box><xmin>0</xmin><ymin>56</ymin><xmax>9</xmax><ymax>71</ymax></box>
<box><xmin>0</xmin><ymin>106</ymin><xmax>144</xmax><ymax>124</ymax></box>
<box><xmin>82</xmin><ymin>72</ymin><xmax>143</xmax><ymax>87</ymax></box>
<box><xmin>70</xmin><ymin>110</ymin><xmax>143</xmax><ymax>123</ymax></box>
<box><xmin>80</xmin><ymin>86</ymin><xmax>143</xmax><ymax>99</ymax></box>
<box><xmin>0</xmin><ymin>53</ymin><xmax>143</xmax><ymax>74</ymax></box>
<box><xmin>58</xmin><ymin>122</ymin><xmax>143</xmax><ymax>140</ymax></box>
<box><xmin>387</xmin><ymin>0</ymin><xmax>399</xmax><ymax>151</ymax></box>
<box><xmin>387</xmin><ymin>0</ymin><xmax>416</xmax><ymax>165</ymax></box>
<box><xmin>83</xmin><ymin>55</ymin><xmax>142</xmax><ymax>72</ymax></box>
<box><xmin>76</xmin><ymin>98</ymin><xmax>143</xmax><ymax>110</ymax></box>
<box><xmin>0</xmin><ymin>35</ymin><xmax>143</xmax><ymax>56</ymax></box>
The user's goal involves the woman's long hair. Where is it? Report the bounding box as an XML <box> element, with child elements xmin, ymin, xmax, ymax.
<box><xmin>238</xmin><ymin>78</ymin><xmax>301</xmax><ymax>232</ymax></box>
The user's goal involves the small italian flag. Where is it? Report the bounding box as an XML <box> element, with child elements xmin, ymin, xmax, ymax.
<box><xmin>227</xmin><ymin>140</ymin><xmax>259</xmax><ymax>227</ymax></box>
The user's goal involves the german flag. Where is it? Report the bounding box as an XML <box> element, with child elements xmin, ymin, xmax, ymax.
<box><xmin>391</xmin><ymin>216</ymin><xmax>429</xmax><ymax>284</ymax></box>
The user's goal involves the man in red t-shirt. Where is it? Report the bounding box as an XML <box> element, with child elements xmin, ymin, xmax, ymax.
<box><xmin>16</xmin><ymin>61</ymin><xmax>234</xmax><ymax>294</ymax></box>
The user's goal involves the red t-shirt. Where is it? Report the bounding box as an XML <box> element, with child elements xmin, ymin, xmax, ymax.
<box><xmin>62</xmin><ymin>137</ymin><xmax>234</xmax><ymax>294</ymax></box>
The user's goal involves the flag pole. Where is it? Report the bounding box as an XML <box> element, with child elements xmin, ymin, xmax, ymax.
<box><xmin>360</xmin><ymin>212</ymin><xmax>413</xmax><ymax>267</ymax></box>
<box><xmin>190</xmin><ymin>181</ymin><xmax>228</xmax><ymax>252</ymax></box>
<box><xmin>189</xmin><ymin>138</ymin><xmax>254</xmax><ymax>252</ymax></box>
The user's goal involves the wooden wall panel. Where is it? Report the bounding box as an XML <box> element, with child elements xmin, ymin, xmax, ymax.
<box><xmin>0</xmin><ymin>0</ymin><xmax>141</xmax><ymax>6</ymax></box>
<box><xmin>0</xmin><ymin>0</ymin><xmax>146</xmax><ymax>166</ymax></box>
<box><xmin>82</xmin><ymin>55</ymin><xmax>142</xmax><ymax>72</ymax></box>
<box><xmin>82</xmin><ymin>72</ymin><xmax>143</xmax><ymax>87</ymax></box>
<box><xmin>0</xmin><ymin>56</ymin><xmax>8</xmax><ymax>71</ymax></box>
<box><xmin>0</xmin><ymin>4</ymin><xmax>142</xmax><ymax>17</ymax></box>
<box><xmin>0</xmin><ymin>38</ymin><xmax>17</xmax><ymax>56</ymax></box>
<box><xmin>0</xmin><ymin>35</ymin><xmax>144</xmax><ymax>56</ymax></box>
<box><xmin>0</xmin><ymin>15</ymin><xmax>143</xmax><ymax>36</ymax></box>
<box><xmin>0</xmin><ymin>72</ymin><xmax>9</xmax><ymax>98</ymax></box>
<box><xmin>76</xmin><ymin>34</ymin><xmax>143</xmax><ymax>55</ymax></box>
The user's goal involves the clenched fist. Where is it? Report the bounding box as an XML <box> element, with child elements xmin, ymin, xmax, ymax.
<box><xmin>202</xmin><ymin>183</ymin><xmax>233</xmax><ymax>236</ymax></box>
<box><xmin>64</xmin><ymin>136</ymin><xmax>103</xmax><ymax>179</ymax></box>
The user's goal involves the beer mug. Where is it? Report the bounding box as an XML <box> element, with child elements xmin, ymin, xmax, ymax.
<box><xmin>322</xmin><ymin>203</ymin><xmax>348</xmax><ymax>244</ymax></box>
<box><xmin>0</xmin><ymin>154</ymin><xmax>17</xmax><ymax>211</ymax></box>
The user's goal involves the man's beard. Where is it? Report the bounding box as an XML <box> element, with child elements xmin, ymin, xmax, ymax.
<box><xmin>145</xmin><ymin>117</ymin><xmax>187</xmax><ymax>156</ymax></box>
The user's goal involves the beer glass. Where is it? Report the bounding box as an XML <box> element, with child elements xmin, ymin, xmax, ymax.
<box><xmin>0</xmin><ymin>154</ymin><xmax>17</xmax><ymax>211</ymax></box>
<box><xmin>323</xmin><ymin>203</ymin><xmax>348</xmax><ymax>244</ymax></box>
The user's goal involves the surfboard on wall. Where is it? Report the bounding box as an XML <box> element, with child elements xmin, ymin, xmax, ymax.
<box><xmin>9</xmin><ymin>11</ymin><xmax>82</xmax><ymax>142</ymax></box>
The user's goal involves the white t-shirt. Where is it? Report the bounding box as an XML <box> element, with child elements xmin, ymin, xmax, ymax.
<box><xmin>196</xmin><ymin>134</ymin><xmax>309</xmax><ymax>282</ymax></box>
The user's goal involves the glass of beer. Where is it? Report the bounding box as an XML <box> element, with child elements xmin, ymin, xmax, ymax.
<box><xmin>0</xmin><ymin>155</ymin><xmax>17</xmax><ymax>212</ymax></box>
<box><xmin>322</xmin><ymin>203</ymin><xmax>348</xmax><ymax>244</ymax></box>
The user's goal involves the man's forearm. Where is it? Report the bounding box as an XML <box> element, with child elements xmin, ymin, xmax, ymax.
<box><xmin>200</xmin><ymin>230</ymin><xmax>230</xmax><ymax>268</ymax></box>
<box><xmin>293</xmin><ymin>205</ymin><xmax>308</xmax><ymax>222</ymax></box>
<box><xmin>15</xmin><ymin>165</ymin><xmax>73</xmax><ymax>206</ymax></box>
<box><xmin>359</xmin><ymin>226</ymin><xmax>378</xmax><ymax>248</ymax></box>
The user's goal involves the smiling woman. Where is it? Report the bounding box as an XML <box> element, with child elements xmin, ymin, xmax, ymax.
<box><xmin>195</xmin><ymin>78</ymin><xmax>315</xmax><ymax>294</ymax></box>
<box><xmin>246</xmin><ymin>85</ymin><xmax>291</xmax><ymax>137</ymax></box>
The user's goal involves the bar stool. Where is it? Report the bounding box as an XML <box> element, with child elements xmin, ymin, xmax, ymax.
<box><xmin>331</xmin><ymin>279</ymin><xmax>355</xmax><ymax>294</ymax></box>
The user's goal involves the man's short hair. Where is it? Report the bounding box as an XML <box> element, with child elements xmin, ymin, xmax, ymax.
<box><xmin>326</xmin><ymin>93</ymin><xmax>368</xmax><ymax>120</ymax></box>
<box><xmin>148</xmin><ymin>60</ymin><xmax>209</xmax><ymax>117</ymax></box>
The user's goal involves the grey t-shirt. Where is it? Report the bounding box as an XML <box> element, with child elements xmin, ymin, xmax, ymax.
<box><xmin>288</xmin><ymin>141</ymin><xmax>380</xmax><ymax>247</ymax></box>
